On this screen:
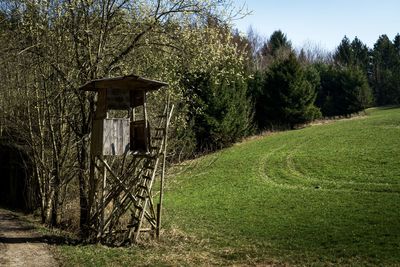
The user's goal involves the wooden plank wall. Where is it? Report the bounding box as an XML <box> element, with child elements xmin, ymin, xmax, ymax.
<box><xmin>102</xmin><ymin>118</ymin><xmax>130</xmax><ymax>155</ymax></box>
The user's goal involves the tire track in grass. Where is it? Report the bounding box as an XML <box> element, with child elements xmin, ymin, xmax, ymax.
<box><xmin>256</xmin><ymin>127</ymin><xmax>400</xmax><ymax>194</ymax></box>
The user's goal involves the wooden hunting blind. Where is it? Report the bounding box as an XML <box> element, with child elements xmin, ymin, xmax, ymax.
<box><xmin>80</xmin><ymin>75</ymin><xmax>173</xmax><ymax>244</ymax></box>
<box><xmin>80</xmin><ymin>75</ymin><xmax>167</xmax><ymax>156</ymax></box>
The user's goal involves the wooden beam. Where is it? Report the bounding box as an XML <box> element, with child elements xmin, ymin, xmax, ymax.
<box><xmin>157</xmin><ymin>102</ymin><xmax>174</xmax><ymax>238</ymax></box>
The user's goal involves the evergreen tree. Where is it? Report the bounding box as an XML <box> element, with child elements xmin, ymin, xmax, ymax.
<box><xmin>394</xmin><ymin>34</ymin><xmax>400</xmax><ymax>55</ymax></box>
<box><xmin>371</xmin><ymin>35</ymin><xmax>400</xmax><ymax>105</ymax></box>
<box><xmin>334</xmin><ymin>36</ymin><xmax>369</xmax><ymax>68</ymax></box>
<box><xmin>342</xmin><ymin>67</ymin><xmax>373</xmax><ymax>114</ymax></box>
<box><xmin>351</xmin><ymin>37</ymin><xmax>370</xmax><ymax>73</ymax></box>
<box><xmin>334</xmin><ymin>36</ymin><xmax>352</xmax><ymax>66</ymax></box>
<box><xmin>262</xmin><ymin>30</ymin><xmax>292</xmax><ymax>57</ymax></box>
<box><xmin>183</xmin><ymin>71</ymin><xmax>252</xmax><ymax>152</ymax></box>
<box><xmin>373</xmin><ymin>35</ymin><xmax>397</xmax><ymax>69</ymax></box>
<box><xmin>257</xmin><ymin>53</ymin><xmax>320</xmax><ymax>129</ymax></box>
<box><xmin>247</xmin><ymin>70</ymin><xmax>264</xmax><ymax>128</ymax></box>
<box><xmin>316</xmin><ymin>65</ymin><xmax>373</xmax><ymax>116</ymax></box>
<box><xmin>259</xmin><ymin>30</ymin><xmax>293</xmax><ymax>68</ymax></box>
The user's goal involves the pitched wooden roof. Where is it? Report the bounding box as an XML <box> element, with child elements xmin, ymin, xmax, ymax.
<box><xmin>79</xmin><ymin>75</ymin><xmax>168</xmax><ymax>92</ymax></box>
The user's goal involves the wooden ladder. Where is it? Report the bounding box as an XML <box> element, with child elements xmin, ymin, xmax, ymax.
<box><xmin>127</xmin><ymin>111</ymin><xmax>168</xmax><ymax>242</ymax></box>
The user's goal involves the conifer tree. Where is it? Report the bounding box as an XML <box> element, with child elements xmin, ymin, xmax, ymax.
<box><xmin>262</xmin><ymin>30</ymin><xmax>292</xmax><ymax>57</ymax></box>
<box><xmin>334</xmin><ymin>36</ymin><xmax>369</xmax><ymax>72</ymax></box>
<box><xmin>258</xmin><ymin>53</ymin><xmax>320</xmax><ymax>129</ymax></box>
<box><xmin>247</xmin><ymin>70</ymin><xmax>264</xmax><ymax>128</ymax></box>
<box><xmin>183</xmin><ymin>71</ymin><xmax>251</xmax><ymax>151</ymax></box>
<box><xmin>259</xmin><ymin>30</ymin><xmax>293</xmax><ymax>68</ymax></box>
<box><xmin>394</xmin><ymin>34</ymin><xmax>400</xmax><ymax>55</ymax></box>
<box><xmin>334</xmin><ymin>36</ymin><xmax>352</xmax><ymax>66</ymax></box>
<box><xmin>316</xmin><ymin>65</ymin><xmax>372</xmax><ymax>116</ymax></box>
<box><xmin>351</xmin><ymin>37</ymin><xmax>370</xmax><ymax>73</ymax></box>
<box><xmin>371</xmin><ymin>35</ymin><xmax>400</xmax><ymax>105</ymax></box>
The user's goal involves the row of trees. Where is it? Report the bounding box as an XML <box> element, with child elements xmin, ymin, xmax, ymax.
<box><xmin>0</xmin><ymin>0</ymin><xmax>398</xmax><ymax>232</ymax></box>
<box><xmin>334</xmin><ymin>35</ymin><xmax>400</xmax><ymax>105</ymax></box>
<box><xmin>244</xmin><ymin>30</ymin><xmax>400</xmax><ymax>130</ymax></box>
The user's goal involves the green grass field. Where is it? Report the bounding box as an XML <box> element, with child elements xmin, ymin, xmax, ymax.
<box><xmin>58</xmin><ymin>107</ymin><xmax>400</xmax><ymax>266</ymax></box>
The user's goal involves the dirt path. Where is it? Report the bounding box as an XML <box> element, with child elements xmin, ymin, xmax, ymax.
<box><xmin>0</xmin><ymin>209</ymin><xmax>58</xmax><ymax>267</ymax></box>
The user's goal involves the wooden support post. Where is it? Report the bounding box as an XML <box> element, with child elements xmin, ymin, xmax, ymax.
<box><xmin>88</xmin><ymin>155</ymin><xmax>96</xmax><ymax>236</ymax></box>
<box><xmin>157</xmin><ymin>98</ymin><xmax>174</xmax><ymax>238</ymax></box>
<box><xmin>143</xmin><ymin>90</ymin><xmax>147</xmax><ymax>128</ymax></box>
<box><xmin>98</xmin><ymin>157</ymin><xmax>107</xmax><ymax>239</ymax></box>
<box><xmin>156</xmin><ymin>203</ymin><xmax>161</xmax><ymax>238</ymax></box>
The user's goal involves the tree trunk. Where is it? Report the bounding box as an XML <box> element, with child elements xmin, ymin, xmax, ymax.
<box><xmin>78</xmin><ymin>139</ymin><xmax>89</xmax><ymax>237</ymax></box>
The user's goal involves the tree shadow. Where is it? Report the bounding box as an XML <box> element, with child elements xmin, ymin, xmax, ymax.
<box><xmin>0</xmin><ymin>209</ymin><xmax>81</xmax><ymax>246</ymax></box>
<box><xmin>375</xmin><ymin>105</ymin><xmax>400</xmax><ymax>110</ymax></box>
<box><xmin>0</xmin><ymin>234</ymin><xmax>80</xmax><ymax>246</ymax></box>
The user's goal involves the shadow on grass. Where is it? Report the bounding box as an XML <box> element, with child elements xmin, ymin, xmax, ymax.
<box><xmin>374</xmin><ymin>105</ymin><xmax>400</xmax><ymax>110</ymax></box>
<box><xmin>0</xmin><ymin>208</ymin><xmax>154</xmax><ymax>248</ymax></box>
<box><xmin>0</xmin><ymin>208</ymin><xmax>81</xmax><ymax>246</ymax></box>
<box><xmin>0</xmin><ymin>235</ymin><xmax>80</xmax><ymax>245</ymax></box>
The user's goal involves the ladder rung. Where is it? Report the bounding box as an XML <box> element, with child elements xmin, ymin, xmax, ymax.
<box><xmin>136</xmin><ymin>195</ymin><xmax>146</xmax><ymax>201</ymax></box>
<box><xmin>152</xmin><ymin>137</ymin><xmax>163</xmax><ymax>141</ymax></box>
<box><xmin>143</xmin><ymin>175</ymin><xmax>152</xmax><ymax>180</ymax></box>
<box><xmin>144</xmin><ymin>165</ymin><xmax>154</xmax><ymax>170</ymax></box>
<box><xmin>134</xmin><ymin>204</ymin><xmax>143</xmax><ymax>210</ymax></box>
<box><xmin>127</xmin><ymin>223</ymin><xmax>137</xmax><ymax>228</ymax></box>
<box><xmin>139</xmin><ymin>228</ymin><xmax>154</xmax><ymax>232</ymax></box>
<box><xmin>138</xmin><ymin>185</ymin><xmax>148</xmax><ymax>190</ymax></box>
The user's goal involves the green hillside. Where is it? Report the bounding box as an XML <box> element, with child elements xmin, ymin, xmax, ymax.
<box><xmin>59</xmin><ymin>107</ymin><xmax>400</xmax><ymax>266</ymax></box>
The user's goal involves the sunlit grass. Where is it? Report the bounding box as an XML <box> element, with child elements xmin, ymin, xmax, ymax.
<box><xmin>164</xmin><ymin>106</ymin><xmax>400</xmax><ymax>265</ymax></box>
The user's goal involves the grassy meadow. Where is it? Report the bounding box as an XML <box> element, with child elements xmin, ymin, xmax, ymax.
<box><xmin>57</xmin><ymin>107</ymin><xmax>400</xmax><ymax>266</ymax></box>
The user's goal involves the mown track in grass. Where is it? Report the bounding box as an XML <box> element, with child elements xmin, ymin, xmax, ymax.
<box><xmin>261</xmin><ymin>114</ymin><xmax>400</xmax><ymax>193</ymax></box>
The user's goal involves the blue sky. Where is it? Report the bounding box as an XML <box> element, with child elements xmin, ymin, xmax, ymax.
<box><xmin>232</xmin><ymin>0</ymin><xmax>400</xmax><ymax>52</ymax></box>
